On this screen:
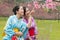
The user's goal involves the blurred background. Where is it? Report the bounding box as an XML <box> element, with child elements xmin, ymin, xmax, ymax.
<box><xmin>0</xmin><ymin>0</ymin><xmax>60</xmax><ymax>19</ymax></box>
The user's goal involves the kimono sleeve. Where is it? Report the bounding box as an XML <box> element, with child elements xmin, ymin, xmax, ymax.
<box><xmin>21</xmin><ymin>22</ymin><xmax>28</xmax><ymax>33</ymax></box>
<box><xmin>32</xmin><ymin>17</ymin><xmax>38</xmax><ymax>35</ymax></box>
<box><xmin>20</xmin><ymin>21</ymin><xmax>28</xmax><ymax>38</ymax></box>
<box><xmin>4</xmin><ymin>16</ymin><xmax>15</xmax><ymax>37</ymax></box>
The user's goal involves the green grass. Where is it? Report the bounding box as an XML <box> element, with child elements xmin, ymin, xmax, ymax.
<box><xmin>0</xmin><ymin>17</ymin><xmax>60</xmax><ymax>40</ymax></box>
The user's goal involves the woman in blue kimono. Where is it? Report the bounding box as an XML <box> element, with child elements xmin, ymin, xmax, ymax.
<box><xmin>3</xmin><ymin>5</ymin><xmax>32</xmax><ymax>40</ymax></box>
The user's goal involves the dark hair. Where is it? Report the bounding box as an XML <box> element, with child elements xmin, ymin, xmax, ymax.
<box><xmin>23</xmin><ymin>6</ymin><xmax>26</xmax><ymax>16</ymax></box>
<box><xmin>13</xmin><ymin>5</ymin><xmax>19</xmax><ymax>15</ymax></box>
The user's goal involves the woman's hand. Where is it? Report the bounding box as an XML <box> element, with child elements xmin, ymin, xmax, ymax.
<box><xmin>30</xmin><ymin>9</ymin><xmax>35</xmax><ymax>14</ymax></box>
<box><xmin>30</xmin><ymin>8</ymin><xmax>35</xmax><ymax>14</ymax></box>
<box><xmin>28</xmin><ymin>36</ymin><xmax>32</xmax><ymax>40</ymax></box>
<box><xmin>15</xmin><ymin>32</ymin><xmax>23</xmax><ymax>36</ymax></box>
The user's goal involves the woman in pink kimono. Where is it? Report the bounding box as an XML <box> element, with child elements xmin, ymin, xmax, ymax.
<box><xmin>23</xmin><ymin>7</ymin><xmax>38</xmax><ymax>40</ymax></box>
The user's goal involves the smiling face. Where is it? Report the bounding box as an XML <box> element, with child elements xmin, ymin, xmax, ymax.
<box><xmin>25</xmin><ymin>8</ymin><xmax>31</xmax><ymax>17</ymax></box>
<box><xmin>18</xmin><ymin>6</ymin><xmax>24</xmax><ymax>16</ymax></box>
<box><xmin>16</xmin><ymin>6</ymin><xmax>24</xmax><ymax>17</ymax></box>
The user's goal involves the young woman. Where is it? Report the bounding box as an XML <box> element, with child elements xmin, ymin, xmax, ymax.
<box><xmin>3</xmin><ymin>5</ymin><xmax>32</xmax><ymax>40</ymax></box>
<box><xmin>23</xmin><ymin>7</ymin><xmax>38</xmax><ymax>40</ymax></box>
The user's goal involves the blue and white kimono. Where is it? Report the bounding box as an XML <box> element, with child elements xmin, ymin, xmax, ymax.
<box><xmin>3</xmin><ymin>15</ymin><xmax>28</xmax><ymax>40</ymax></box>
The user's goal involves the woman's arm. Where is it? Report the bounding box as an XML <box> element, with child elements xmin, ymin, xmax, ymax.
<box><xmin>27</xmin><ymin>16</ymin><xmax>32</xmax><ymax>28</ymax></box>
<box><xmin>4</xmin><ymin>16</ymin><xmax>15</xmax><ymax>37</ymax></box>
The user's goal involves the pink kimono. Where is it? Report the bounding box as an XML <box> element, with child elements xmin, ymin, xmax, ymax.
<box><xmin>23</xmin><ymin>17</ymin><xmax>38</xmax><ymax>40</ymax></box>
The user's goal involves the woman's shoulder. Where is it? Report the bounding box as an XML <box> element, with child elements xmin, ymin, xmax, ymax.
<box><xmin>8</xmin><ymin>15</ymin><xmax>16</xmax><ymax>20</ymax></box>
<box><xmin>9</xmin><ymin>15</ymin><xmax>16</xmax><ymax>18</ymax></box>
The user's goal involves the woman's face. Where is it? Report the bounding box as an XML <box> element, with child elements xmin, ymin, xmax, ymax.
<box><xmin>25</xmin><ymin>8</ymin><xmax>31</xmax><ymax>17</ymax></box>
<box><xmin>17</xmin><ymin>6</ymin><xmax>24</xmax><ymax>16</ymax></box>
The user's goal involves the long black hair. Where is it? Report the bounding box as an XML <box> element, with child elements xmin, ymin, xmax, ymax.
<box><xmin>23</xmin><ymin>6</ymin><xmax>26</xmax><ymax>16</ymax></box>
<box><xmin>13</xmin><ymin>5</ymin><xmax>19</xmax><ymax>15</ymax></box>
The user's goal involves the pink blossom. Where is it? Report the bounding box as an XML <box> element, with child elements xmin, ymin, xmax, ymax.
<box><xmin>28</xmin><ymin>3</ymin><xmax>32</xmax><ymax>7</ymax></box>
<box><xmin>45</xmin><ymin>0</ymin><xmax>56</xmax><ymax>9</ymax></box>
<box><xmin>33</xmin><ymin>1</ymin><xmax>40</xmax><ymax>9</ymax></box>
<box><xmin>46</xmin><ymin>0</ymin><xmax>52</xmax><ymax>3</ymax></box>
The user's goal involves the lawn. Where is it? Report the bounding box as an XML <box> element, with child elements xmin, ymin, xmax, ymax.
<box><xmin>0</xmin><ymin>17</ymin><xmax>60</xmax><ymax>40</ymax></box>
